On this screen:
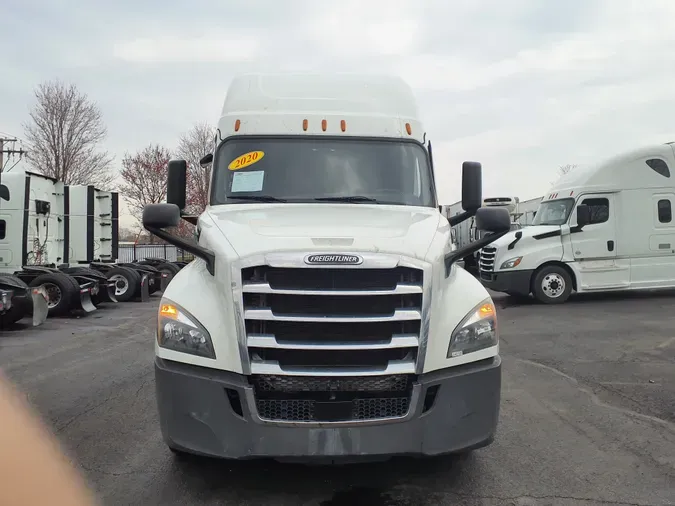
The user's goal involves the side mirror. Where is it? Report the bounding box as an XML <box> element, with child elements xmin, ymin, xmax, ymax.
<box><xmin>167</xmin><ymin>159</ymin><xmax>187</xmax><ymax>210</ymax></box>
<box><xmin>142</xmin><ymin>203</ymin><xmax>181</xmax><ymax>229</ymax></box>
<box><xmin>142</xmin><ymin>203</ymin><xmax>216</xmax><ymax>275</ymax></box>
<box><xmin>461</xmin><ymin>161</ymin><xmax>482</xmax><ymax>212</ymax></box>
<box><xmin>199</xmin><ymin>153</ymin><xmax>214</xmax><ymax>166</ymax></box>
<box><xmin>576</xmin><ymin>204</ymin><xmax>590</xmax><ymax>228</ymax></box>
<box><xmin>475</xmin><ymin>206</ymin><xmax>511</xmax><ymax>233</ymax></box>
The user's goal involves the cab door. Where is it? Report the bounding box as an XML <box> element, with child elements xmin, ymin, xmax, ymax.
<box><xmin>570</xmin><ymin>193</ymin><xmax>628</xmax><ymax>289</ymax></box>
<box><xmin>571</xmin><ymin>194</ymin><xmax>616</xmax><ymax>260</ymax></box>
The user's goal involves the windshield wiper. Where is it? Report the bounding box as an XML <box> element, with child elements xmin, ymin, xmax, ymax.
<box><xmin>314</xmin><ymin>196</ymin><xmax>379</xmax><ymax>203</ymax></box>
<box><xmin>229</xmin><ymin>195</ymin><xmax>287</xmax><ymax>203</ymax></box>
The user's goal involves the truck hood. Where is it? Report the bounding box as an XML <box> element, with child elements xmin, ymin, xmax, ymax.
<box><xmin>205</xmin><ymin>204</ymin><xmax>443</xmax><ymax>260</ymax></box>
<box><xmin>489</xmin><ymin>224</ymin><xmax>561</xmax><ymax>249</ymax></box>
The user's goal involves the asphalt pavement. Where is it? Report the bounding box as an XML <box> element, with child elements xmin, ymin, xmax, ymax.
<box><xmin>1</xmin><ymin>290</ymin><xmax>674</xmax><ymax>506</ymax></box>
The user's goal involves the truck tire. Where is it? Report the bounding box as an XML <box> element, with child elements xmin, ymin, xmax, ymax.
<box><xmin>0</xmin><ymin>275</ymin><xmax>30</xmax><ymax>328</ymax></box>
<box><xmin>157</xmin><ymin>262</ymin><xmax>181</xmax><ymax>276</ymax></box>
<box><xmin>67</xmin><ymin>267</ymin><xmax>108</xmax><ymax>306</ymax></box>
<box><xmin>106</xmin><ymin>267</ymin><xmax>141</xmax><ymax>302</ymax></box>
<box><xmin>532</xmin><ymin>265</ymin><xmax>572</xmax><ymax>304</ymax></box>
<box><xmin>29</xmin><ymin>273</ymin><xmax>79</xmax><ymax>317</ymax></box>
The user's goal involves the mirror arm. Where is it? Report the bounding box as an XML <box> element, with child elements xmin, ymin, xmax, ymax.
<box><xmin>448</xmin><ymin>209</ymin><xmax>477</xmax><ymax>227</ymax></box>
<box><xmin>444</xmin><ymin>229</ymin><xmax>510</xmax><ymax>277</ymax></box>
<box><xmin>144</xmin><ymin>225</ymin><xmax>216</xmax><ymax>275</ymax></box>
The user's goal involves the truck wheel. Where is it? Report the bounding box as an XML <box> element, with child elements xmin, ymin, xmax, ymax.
<box><xmin>532</xmin><ymin>265</ymin><xmax>572</xmax><ymax>304</ymax></box>
<box><xmin>158</xmin><ymin>262</ymin><xmax>181</xmax><ymax>276</ymax></box>
<box><xmin>29</xmin><ymin>273</ymin><xmax>79</xmax><ymax>317</ymax></box>
<box><xmin>0</xmin><ymin>275</ymin><xmax>29</xmax><ymax>328</ymax></box>
<box><xmin>106</xmin><ymin>267</ymin><xmax>141</xmax><ymax>302</ymax></box>
<box><xmin>65</xmin><ymin>267</ymin><xmax>107</xmax><ymax>306</ymax></box>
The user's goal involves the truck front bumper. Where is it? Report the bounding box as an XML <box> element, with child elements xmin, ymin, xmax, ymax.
<box><xmin>479</xmin><ymin>269</ymin><xmax>533</xmax><ymax>296</ymax></box>
<box><xmin>154</xmin><ymin>355</ymin><xmax>501</xmax><ymax>462</ymax></box>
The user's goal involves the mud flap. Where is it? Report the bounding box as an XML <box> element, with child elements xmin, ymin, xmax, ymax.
<box><xmin>160</xmin><ymin>273</ymin><xmax>171</xmax><ymax>292</ymax></box>
<box><xmin>31</xmin><ymin>287</ymin><xmax>49</xmax><ymax>326</ymax></box>
<box><xmin>78</xmin><ymin>283</ymin><xmax>97</xmax><ymax>313</ymax></box>
<box><xmin>101</xmin><ymin>282</ymin><xmax>118</xmax><ymax>303</ymax></box>
<box><xmin>140</xmin><ymin>274</ymin><xmax>150</xmax><ymax>302</ymax></box>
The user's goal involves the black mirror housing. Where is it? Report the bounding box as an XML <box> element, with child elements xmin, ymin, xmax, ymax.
<box><xmin>461</xmin><ymin>161</ymin><xmax>482</xmax><ymax>212</ymax></box>
<box><xmin>167</xmin><ymin>159</ymin><xmax>188</xmax><ymax>210</ymax></box>
<box><xmin>475</xmin><ymin>207</ymin><xmax>511</xmax><ymax>234</ymax></box>
<box><xmin>576</xmin><ymin>204</ymin><xmax>590</xmax><ymax>228</ymax></box>
<box><xmin>142</xmin><ymin>203</ymin><xmax>181</xmax><ymax>229</ymax></box>
<box><xmin>199</xmin><ymin>153</ymin><xmax>214</xmax><ymax>166</ymax></box>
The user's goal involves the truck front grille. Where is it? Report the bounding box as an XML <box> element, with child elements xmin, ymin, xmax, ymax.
<box><xmin>240</xmin><ymin>262</ymin><xmax>424</xmax><ymax>423</ymax></box>
<box><xmin>479</xmin><ymin>246</ymin><xmax>497</xmax><ymax>275</ymax></box>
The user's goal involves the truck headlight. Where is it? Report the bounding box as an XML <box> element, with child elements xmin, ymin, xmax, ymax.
<box><xmin>447</xmin><ymin>298</ymin><xmax>498</xmax><ymax>358</ymax></box>
<box><xmin>157</xmin><ymin>300</ymin><xmax>215</xmax><ymax>359</ymax></box>
<box><xmin>500</xmin><ymin>256</ymin><xmax>522</xmax><ymax>269</ymax></box>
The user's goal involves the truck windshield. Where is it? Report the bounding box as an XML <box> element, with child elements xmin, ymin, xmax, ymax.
<box><xmin>532</xmin><ymin>198</ymin><xmax>575</xmax><ymax>226</ymax></box>
<box><xmin>210</xmin><ymin>137</ymin><xmax>436</xmax><ymax>207</ymax></box>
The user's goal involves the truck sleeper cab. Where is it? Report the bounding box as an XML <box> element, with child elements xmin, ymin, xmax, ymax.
<box><xmin>479</xmin><ymin>143</ymin><xmax>675</xmax><ymax>303</ymax></box>
<box><xmin>143</xmin><ymin>73</ymin><xmax>511</xmax><ymax>462</ymax></box>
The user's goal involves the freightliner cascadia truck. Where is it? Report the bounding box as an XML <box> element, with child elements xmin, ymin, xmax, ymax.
<box><xmin>142</xmin><ymin>73</ymin><xmax>511</xmax><ymax>462</ymax></box>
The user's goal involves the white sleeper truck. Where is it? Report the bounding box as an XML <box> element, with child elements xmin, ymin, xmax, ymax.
<box><xmin>478</xmin><ymin>143</ymin><xmax>675</xmax><ymax>303</ymax></box>
<box><xmin>142</xmin><ymin>73</ymin><xmax>511</xmax><ymax>462</ymax></box>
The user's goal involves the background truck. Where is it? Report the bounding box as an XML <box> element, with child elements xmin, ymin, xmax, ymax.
<box><xmin>0</xmin><ymin>170</ymin><xmax>162</xmax><ymax>322</ymax></box>
<box><xmin>445</xmin><ymin>196</ymin><xmax>523</xmax><ymax>274</ymax></box>
<box><xmin>478</xmin><ymin>142</ymin><xmax>675</xmax><ymax>303</ymax></box>
<box><xmin>142</xmin><ymin>72</ymin><xmax>511</xmax><ymax>463</ymax></box>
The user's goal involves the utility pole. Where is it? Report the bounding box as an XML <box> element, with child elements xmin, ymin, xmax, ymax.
<box><xmin>0</xmin><ymin>137</ymin><xmax>28</xmax><ymax>172</ymax></box>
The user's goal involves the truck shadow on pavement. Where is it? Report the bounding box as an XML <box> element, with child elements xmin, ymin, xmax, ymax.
<box><xmin>169</xmin><ymin>452</ymin><xmax>477</xmax><ymax>505</ymax></box>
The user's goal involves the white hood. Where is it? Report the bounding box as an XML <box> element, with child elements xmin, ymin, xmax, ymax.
<box><xmin>205</xmin><ymin>203</ymin><xmax>443</xmax><ymax>260</ymax></box>
<box><xmin>489</xmin><ymin>224</ymin><xmax>561</xmax><ymax>249</ymax></box>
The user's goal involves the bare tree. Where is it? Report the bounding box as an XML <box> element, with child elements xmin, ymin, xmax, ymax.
<box><xmin>175</xmin><ymin>122</ymin><xmax>215</xmax><ymax>213</ymax></box>
<box><xmin>119</xmin><ymin>144</ymin><xmax>171</xmax><ymax>222</ymax></box>
<box><xmin>22</xmin><ymin>80</ymin><xmax>115</xmax><ymax>187</ymax></box>
<box><xmin>558</xmin><ymin>163</ymin><xmax>577</xmax><ymax>177</ymax></box>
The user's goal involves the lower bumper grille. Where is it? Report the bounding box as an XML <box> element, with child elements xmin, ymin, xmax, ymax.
<box><xmin>251</xmin><ymin>374</ymin><xmax>414</xmax><ymax>422</ymax></box>
<box><xmin>256</xmin><ymin>397</ymin><xmax>411</xmax><ymax>422</ymax></box>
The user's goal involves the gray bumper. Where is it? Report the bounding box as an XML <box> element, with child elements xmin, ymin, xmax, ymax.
<box><xmin>479</xmin><ymin>269</ymin><xmax>533</xmax><ymax>295</ymax></box>
<box><xmin>154</xmin><ymin>356</ymin><xmax>501</xmax><ymax>461</ymax></box>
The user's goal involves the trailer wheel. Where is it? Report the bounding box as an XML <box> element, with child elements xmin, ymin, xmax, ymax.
<box><xmin>0</xmin><ymin>275</ymin><xmax>30</xmax><ymax>328</ymax></box>
<box><xmin>157</xmin><ymin>262</ymin><xmax>181</xmax><ymax>277</ymax></box>
<box><xmin>532</xmin><ymin>265</ymin><xmax>573</xmax><ymax>304</ymax></box>
<box><xmin>106</xmin><ymin>267</ymin><xmax>141</xmax><ymax>302</ymax></box>
<box><xmin>64</xmin><ymin>267</ymin><xmax>107</xmax><ymax>306</ymax></box>
<box><xmin>29</xmin><ymin>273</ymin><xmax>79</xmax><ymax>317</ymax></box>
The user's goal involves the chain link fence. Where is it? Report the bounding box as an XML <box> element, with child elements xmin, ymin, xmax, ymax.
<box><xmin>118</xmin><ymin>244</ymin><xmax>194</xmax><ymax>263</ymax></box>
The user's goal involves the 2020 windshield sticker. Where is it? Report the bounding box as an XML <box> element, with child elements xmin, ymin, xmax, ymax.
<box><xmin>228</xmin><ymin>150</ymin><xmax>265</xmax><ymax>170</ymax></box>
<box><xmin>231</xmin><ymin>170</ymin><xmax>265</xmax><ymax>192</ymax></box>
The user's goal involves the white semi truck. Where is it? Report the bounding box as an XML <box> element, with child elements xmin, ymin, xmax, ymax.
<box><xmin>478</xmin><ymin>143</ymin><xmax>675</xmax><ymax>303</ymax></box>
<box><xmin>446</xmin><ymin>196</ymin><xmax>523</xmax><ymax>274</ymax></box>
<box><xmin>142</xmin><ymin>73</ymin><xmax>511</xmax><ymax>462</ymax></box>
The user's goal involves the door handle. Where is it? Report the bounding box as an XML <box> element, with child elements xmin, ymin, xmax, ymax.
<box><xmin>607</xmin><ymin>240</ymin><xmax>614</xmax><ymax>252</ymax></box>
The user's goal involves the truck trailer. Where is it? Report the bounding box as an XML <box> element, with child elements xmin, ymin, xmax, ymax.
<box><xmin>142</xmin><ymin>72</ymin><xmax>511</xmax><ymax>462</ymax></box>
<box><xmin>478</xmin><ymin>143</ymin><xmax>675</xmax><ymax>303</ymax></box>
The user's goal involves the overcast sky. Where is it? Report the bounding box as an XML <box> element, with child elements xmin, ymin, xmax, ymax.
<box><xmin>3</xmin><ymin>0</ymin><xmax>675</xmax><ymax>229</ymax></box>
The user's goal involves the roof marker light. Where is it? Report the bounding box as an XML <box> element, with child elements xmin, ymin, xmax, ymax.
<box><xmin>405</xmin><ymin>122</ymin><xmax>412</xmax><ymax>135</ymax></box>
<box><xmin>321</xmin><ymin>119</ymin><xmax>327</xmax><ymax>132</ymax></box>
<box><xmin>234</xmin><ymin>119</ymin><xmax>241</xmax><ymax>132</ymax></box>
<box><xmin>340</xmin><ymin>120</ymin><xmax>346</xmax><ymax>132</ymax></box>
<box><xmin>302</xmin><ymin>119</ymin><xmax>308</xmax><ymax>131</ymax></box>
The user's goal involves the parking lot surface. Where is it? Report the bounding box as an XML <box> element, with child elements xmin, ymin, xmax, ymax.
<box><xmin>1</xmin><ymin>291</ymin><xmax>674</xmax><ymax>506</ymax></box>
